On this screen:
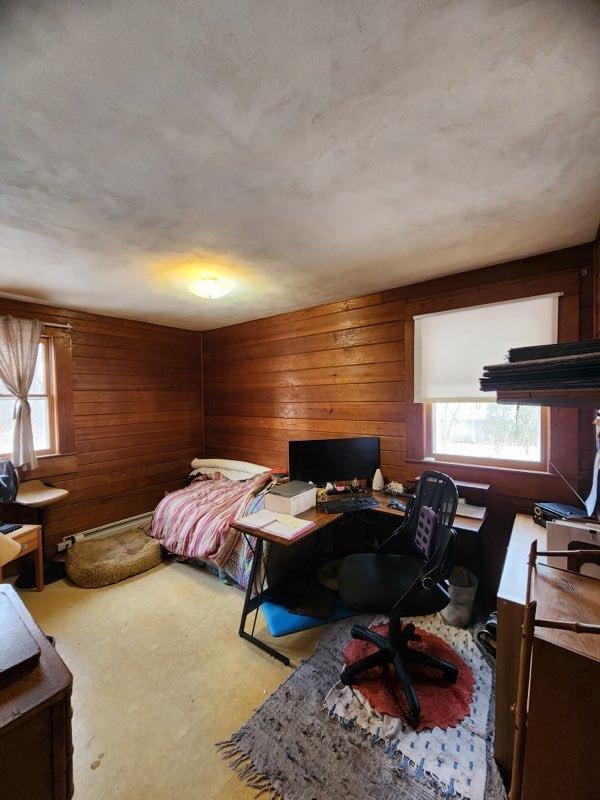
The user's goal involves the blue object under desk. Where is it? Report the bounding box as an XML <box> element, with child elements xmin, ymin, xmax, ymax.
<box><xmin>260</xmin><ymin>594</ymin><xmax>356</xmax><ymax>637</ymax></box>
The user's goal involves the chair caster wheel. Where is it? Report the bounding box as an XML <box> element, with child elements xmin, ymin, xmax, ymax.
<box><xmin>444</xmin><ymin>667</ymin><xmax>458</xmax><ymax>684</ymax></box>
<box><xmin>340</xmin><ymin>670</ymin><xmax>352</xmax><ymax>686</ymax></box>
<box><xmin>405</xmin><ymin>712</ymin><xmax>420</xmax><ymax>729</ymax></box>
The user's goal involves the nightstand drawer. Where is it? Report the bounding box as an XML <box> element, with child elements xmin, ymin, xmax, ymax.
<box><xmin>13</xmin><ymin>530</ymin><xmax>39</xmax><ymax>554</ymax></box>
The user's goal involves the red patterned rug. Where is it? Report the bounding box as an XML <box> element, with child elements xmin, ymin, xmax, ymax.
<box><xmin>343</xmin><ymin>622</ymin><xmax>474</xmax><ymax>730</ymax></box>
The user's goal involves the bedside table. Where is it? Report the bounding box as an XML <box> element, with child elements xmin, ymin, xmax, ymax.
<box><xmin>0</xmin><ymin>524</ymin><xmax>44</xmax><ymax>591</ymax></box>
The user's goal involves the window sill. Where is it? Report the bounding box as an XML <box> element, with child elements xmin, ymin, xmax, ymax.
<box><xmin>406</xmin><ymin>457</ymin><xmax>553</xmax><ymax>478</ymax></box>
<box><xmin>18</xmin><ymin>453</ymin><xmax>78</xmax><ymax>480</ymax></box>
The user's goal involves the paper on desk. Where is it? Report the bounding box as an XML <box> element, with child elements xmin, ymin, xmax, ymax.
<box><xmin>262</xmin><ymin>515</ymin><xmax>313</xmax><ymax>538</ymax></box>
<box><xmin>235</xmin><ymin>509</ymin><xmax>313</xmax><ymax>539</ymax></box>
<box><xmin>235</xmin><ymin>509</ymin><xmax>279</xmax><ymax>528</ymax></box>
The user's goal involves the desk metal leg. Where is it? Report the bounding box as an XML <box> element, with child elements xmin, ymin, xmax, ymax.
<box><xmin>238</xmin><ymin>536</ymin><xmax>290</xmax><ymax>666</ymax></box>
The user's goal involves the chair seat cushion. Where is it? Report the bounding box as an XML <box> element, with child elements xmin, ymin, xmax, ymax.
<box><xmin>338</xmin><ymin>553</ymin><xmax>449</xmax><ymax>615</ymax></box>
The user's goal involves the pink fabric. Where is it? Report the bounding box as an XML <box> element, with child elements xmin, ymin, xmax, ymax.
<box><xmin>148</xmin><ymin>473</ymin><xmax>271</xmax><ymax>578</ymax></box>
<box><xmin>343</xmin><ymin>623</ymin><xmax>474</xmax><ymax>731</ymax></box>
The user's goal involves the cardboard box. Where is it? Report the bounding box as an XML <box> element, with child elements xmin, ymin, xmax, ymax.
<box><xmin>264</xmin><ymin>486</ymin><xmax>316</xmax><ymax>516</ymax></box>
<box><xmin>546</xmin><ymin>519</ymin><xmax>600</xmax><ymax>579</ymax></box>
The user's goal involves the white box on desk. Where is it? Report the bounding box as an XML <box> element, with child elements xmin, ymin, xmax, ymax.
<box><xmin>264</xmin><ymin>486</ymin><xmax>316</xmax><ymax>516</ymax></box>
<box><xmin>546</xmin><ymin>519</ymin><xmax>600</xmax><ymax>579</ymax></box>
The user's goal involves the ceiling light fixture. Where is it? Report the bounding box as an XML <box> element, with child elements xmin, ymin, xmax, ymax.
<box><xmin>187</xmin><ymin>277</ymin><xmax>233</xmax><ymax>299</ymax></box>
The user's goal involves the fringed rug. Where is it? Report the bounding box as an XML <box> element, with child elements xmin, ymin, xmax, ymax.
<box><xmin>217</xmin><ymin>615</ymin><xmax>506</xmax><ymax>800</ymax></box>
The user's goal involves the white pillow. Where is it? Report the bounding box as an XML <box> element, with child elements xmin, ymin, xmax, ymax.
<box><xmin>190</xmin><ymin>458</ymin><xmax>270</xmax><ymax>481</ymax></box>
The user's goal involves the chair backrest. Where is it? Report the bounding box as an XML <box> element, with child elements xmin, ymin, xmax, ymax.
<box><xmin>387</xmin><ymin>472</ymin><xmax>459</xmax><ymax>620</ymax></box>
<box><xmin>391</xmin><ymin>512</ymin><xmax>459</xmax><ymax>619</ymax></box>
<box><xmin>409</xmin><ymin>471</ymin><xmax>458</xmax><ymax>532</ymax></box>
<box><xmin>380</xmin><ymin>470</ymin><xmax>458</xmax><ymax>555</ymax></box>
<box><xmin>413</xmin><ymin>505</ymin><xmax>438</xmax><ymax>559</ymax></box>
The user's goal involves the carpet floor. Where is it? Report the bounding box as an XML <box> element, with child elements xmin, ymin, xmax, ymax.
<box><xmin>18</xmin><ymin>560</ymin><xmax>324</xmax><ymax>800</ymax></box>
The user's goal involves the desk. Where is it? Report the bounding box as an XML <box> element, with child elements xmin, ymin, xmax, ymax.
<box><xmin>233</xmin><ymin>495</ymin><xmax>485</xmax><ymax>665</ymax></box>
<box><xmin>0</xmin><ymin>525</ymin><xmax>44</xmax><ymax>591</ymax></box>
<box><xmin>233</xmin><ymin>507</ymin><xmax>343</xmax><ymax>666</ymax></box>
<box><xmin>370</xmin><ymin>490</ymin><xmax>485</xmax><ymax>532</ymax></box>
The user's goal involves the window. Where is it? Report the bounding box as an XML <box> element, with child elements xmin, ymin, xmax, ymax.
<box><xmin>413</xmin><ymin>293</ymin><xmax>558</xmax><ymax>471</ymax></box>
<box><xmin>0</xmin><ymin>337</ymin><xmax>56</xmax><ymax>458</ymax></box>
<box><xmin>427</xmin><ymin>401</ymin><xmax>548</xmax><ymax>469</ymax></box>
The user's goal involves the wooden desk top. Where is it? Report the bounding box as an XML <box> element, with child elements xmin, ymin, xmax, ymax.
<box><xmin>232</xmin><ymin>506</ymin><xmax>343</xmax><ymax>546</ymax></box>
<box><xmin>533</xmin><ymin>563</ymin><xmax>600</xmax><ymax>662</ymax></box>
<box><xmin>370</xmin><ymin>490</ymin><xmax>484</xmax><ymax>532</ymax></box>
<box><xmin>498</xmin><ymin>514</ymin><xmax>546</xmax><ymax>605</ymax></box>
<box><xmin>233</xmin><ymin>490</ymin><xmax>484</xmax><ymax>545</ymax></box>
<box><xmin>498</xmin><ymin>513</ymin><xmax>599</xmax><ymax>660</ymax></box>
<box><xmin>5</xmin><ymin>523</ymin><xmax>42</xmax><ymax>541</ymax></box>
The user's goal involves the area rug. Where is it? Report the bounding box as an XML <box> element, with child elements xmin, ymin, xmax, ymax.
<box><xmin>326</xmin><ymin>615</ymin><xmax>495</xmax><ymax>799</ymax></box>
<box><xmin>343</xmin><ymin>620</ymin><xmax>475</xmax><ymax>730</ymax></box>
<box><xmin>217</xmin><ymin>614</ymin><xmax>506</xmax><ymax>800</ymax></box>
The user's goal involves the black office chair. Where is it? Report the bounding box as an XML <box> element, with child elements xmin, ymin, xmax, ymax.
<box><xmin>337</xmin><ymin>471</ymin><xmax>459</xmax><ymax>728</ymax></box>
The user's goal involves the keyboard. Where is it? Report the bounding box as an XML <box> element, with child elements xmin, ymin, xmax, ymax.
<box><xmin>319</xmin><ymin>496</ymin><xmax>380</xmax><ymax>514</ymax></box>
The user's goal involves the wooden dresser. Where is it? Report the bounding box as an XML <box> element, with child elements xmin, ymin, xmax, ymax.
<box><xmin>495</xmin><ymin>514</ymin><xmax>600</xmax><ymax>798</ymax></box>
<box><xmin>0</xmin><ymin>584</ymin><xmax>73</xmax><ymax>800</ymax></box>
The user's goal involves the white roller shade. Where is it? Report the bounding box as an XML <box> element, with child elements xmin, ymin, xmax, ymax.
<box><xmin>413</xmin><ymin>293</ymin><xmax>560</xmax><ymax>403</ymax></box>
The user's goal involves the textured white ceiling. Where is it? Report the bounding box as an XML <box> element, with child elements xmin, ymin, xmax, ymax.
<box><xmin>1</xmin><ymin>0</ymin><xmax>599</xmax><ymax>331</ymax></box>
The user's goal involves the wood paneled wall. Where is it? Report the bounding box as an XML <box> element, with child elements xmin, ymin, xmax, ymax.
<box><xmin>1</xmin><ymin>241</ymin><xmax>595</xmax><ymax>562</ymax></box>
<box><xmin>0</xmin><ymin>298</ymin><xmax>203</xmax><ymax>554</ymax></box>
<box><xmin>203</xmin><ymin>244</ymin><xmax>595</xmax><ymax>512</ymax></box>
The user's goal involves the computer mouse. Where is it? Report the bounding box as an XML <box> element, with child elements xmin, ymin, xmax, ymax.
<box><xmin>388</xmin><ymin>498</ymin><xmax>406</xmax><ymax>511</ymax></box>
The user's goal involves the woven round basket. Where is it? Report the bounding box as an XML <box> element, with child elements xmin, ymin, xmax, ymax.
<box><xmin>65</xmin><ymin>527</ymin><xmax>162</xmax><ymax>588</ymax></box>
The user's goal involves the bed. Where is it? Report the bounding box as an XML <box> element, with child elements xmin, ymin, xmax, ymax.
<box><xmin>148</xmin><ymin>458</ymin><xmax>278</xmax><ymax>588</ymax></box>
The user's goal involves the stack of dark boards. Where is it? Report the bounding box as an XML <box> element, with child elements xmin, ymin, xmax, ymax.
<box><xmin>480</xmin><ymin>338</ymin><xmax>600</xmax><ymax>392</ymax></box>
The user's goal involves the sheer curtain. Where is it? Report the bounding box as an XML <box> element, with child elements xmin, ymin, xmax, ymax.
<box><xmin>0</xmin><ymin>315</ymin><xmax>44</xmax><ymax>469</ymax></box>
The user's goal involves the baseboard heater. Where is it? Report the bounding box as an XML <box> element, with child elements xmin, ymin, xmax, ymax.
<box><xmin>61</xmin><ymin>512</ymin><xmax>153</xmax><ymax>548</ymax></box>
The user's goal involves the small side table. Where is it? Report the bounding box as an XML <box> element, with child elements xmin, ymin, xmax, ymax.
<box><xmin>0</xmin><ymin>524</ymin><xmax>44</xmax><ymax>591</ymax></box>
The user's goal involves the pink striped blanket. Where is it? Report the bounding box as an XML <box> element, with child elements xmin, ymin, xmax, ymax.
<box><xmin>148</xmin><ymin>472</ymin><xmax>272</xmax><ymax>588</ymax></box>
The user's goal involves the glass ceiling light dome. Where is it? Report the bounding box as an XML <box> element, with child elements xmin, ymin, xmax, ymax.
<box><xmin>187</xmin><ymin>277</ymin><xmax>233</xmax><ymax>299</ymax></box>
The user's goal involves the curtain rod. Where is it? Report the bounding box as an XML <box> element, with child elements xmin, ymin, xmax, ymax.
<box><xmin>44</xmin><ymin>321</ymin><xmax>72</xmax><ymax>330</ymax></box>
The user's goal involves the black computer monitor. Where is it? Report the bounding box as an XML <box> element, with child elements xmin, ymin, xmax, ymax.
<box><xmin>288</xmin><ymin>437</ymin><xmax>380</xmax><ymax>486</ymax></box>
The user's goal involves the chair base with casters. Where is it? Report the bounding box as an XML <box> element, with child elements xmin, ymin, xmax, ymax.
<box><xmin>340</xmin><ymin>620</ymin><xmax>458</xmax><ymax>728</ymax></box>
<box><xmin>338</xmin><ymin>471</ymin><xmax>460</xmax><ymax>729</ymax></box>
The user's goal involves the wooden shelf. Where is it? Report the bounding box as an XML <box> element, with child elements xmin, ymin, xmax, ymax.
<box><xmin>496</xmin><ymin>388</ymin><xmax>600</xmax><ymax>408</ymax></box>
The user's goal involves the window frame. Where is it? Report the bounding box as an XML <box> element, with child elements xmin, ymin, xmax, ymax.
<box><xmin>424</xmin><ymin>401</ymin><xmax>550</xmax><ymax>472</ymax></box>
<box><xmin>0</xmin><ymin>336</ymin><xmax>57</xmax><ymax>458</ymax></box>
<box><xmin>404</xmin><ymin>269</ymin><xmax>581</xmax><ymax>491</ymax></box>
<box><xmin>0</xmin><ymin>323</ymin><xmax>76</xmax><ymax>477</ymax></box>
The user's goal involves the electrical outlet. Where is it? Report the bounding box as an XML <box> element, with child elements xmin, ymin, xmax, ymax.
<box><xmin>57</xmin><ymin>541</ymin><xmax>71</xmax><ymax>552</ymax></box>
